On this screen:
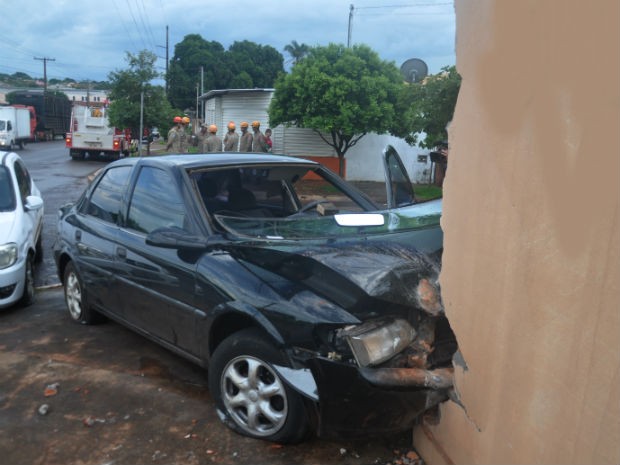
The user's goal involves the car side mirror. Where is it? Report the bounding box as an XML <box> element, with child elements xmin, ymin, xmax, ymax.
<box><xmin>25</xmin><ymin>195</ymin><xmax>44</xmax><ymax>211</ymax></box>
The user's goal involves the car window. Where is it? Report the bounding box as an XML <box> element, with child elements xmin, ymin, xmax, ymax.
<box><xmin>127</xmin><ymin>166</ymin><xmax>186</xmax><ymax>234</ymax></box>
<box><xmin>0</xmin><ymin>166</ymin><xmax>16</xmax><ymax>211</ymax></box>
<box><xmin>384</xmin><ymin>147</ymin><xmax>416</xmax><ymax>208</ymax></box>
<box><xmin>13</xmin><ymin>160</ymin><xmax>31</xmax><ymax>202</ymax></box>
<box><xmin>193</xmin><ymin>166</ymin><xmax>365</xmax><ymax>219</ymax></box>
<box><xmin>84</xmin><ymin>166</ymin><xmax>132</xmax><ymax>224</ymax></box>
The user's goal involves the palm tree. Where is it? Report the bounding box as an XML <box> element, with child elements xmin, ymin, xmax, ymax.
<box><xmin>284</xmin><ymin>40</ymin><xmax>310</xmax><ymax>65</ymax></box>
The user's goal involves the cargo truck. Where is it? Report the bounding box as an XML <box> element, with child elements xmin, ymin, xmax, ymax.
<box><xmin>0</xmin><ymin>106</ymin><xmax>31</xmax><ymax>149</ymax></box>
<box><xmin>6</xmin><ymin>90</ymin><xmax>71</xmax><ymax>141</ymax></box>
<box><xmin>65</xmin><ymin>104</ymin><xmax>131</xmax><ymax>160</ymax></box>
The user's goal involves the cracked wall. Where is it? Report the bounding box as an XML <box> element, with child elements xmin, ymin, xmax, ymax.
<box><xmin>413</xmin><ymin>1</ymin><xmax>620</xmax><ymax>464</ymax></box>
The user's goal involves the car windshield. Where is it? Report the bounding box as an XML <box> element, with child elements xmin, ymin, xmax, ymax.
<box><xmin>189</xmin><ymin>164</ymin><xmax>441</xmax><ymax>241</ymax></box>
<box><xmin>214</xmin><ymin>209</ymin><xmax>441</xmax><ymax>240</ymax></box>
<box><xmin>0</xmin><ymin>166</ymin><xmax>16</xmax><ymax>212</ymax></box>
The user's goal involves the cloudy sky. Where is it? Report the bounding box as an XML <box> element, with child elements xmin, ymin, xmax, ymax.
<box><xmin>1</xmin><ymin>0</ymin><xmax>455</xmax><ymax>84</ymax></box>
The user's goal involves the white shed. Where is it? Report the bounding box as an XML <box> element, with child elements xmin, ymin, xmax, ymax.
<box><xmin>199</xmin><ymin>88</ymin><xmax>435</xmax><ymax>183</ymax></box>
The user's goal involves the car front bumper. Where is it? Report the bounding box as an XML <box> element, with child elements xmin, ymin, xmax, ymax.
<box><xmin>0</xmin><ymin>258</ymin><xmax>26</xmax><ymax>309</ymax></box>
<box><xmin>278</xmin><ymin>356</ymin><xmax>453</xmax><ymax>439</ymax></box>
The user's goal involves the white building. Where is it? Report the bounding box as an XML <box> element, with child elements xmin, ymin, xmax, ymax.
<box><xmin>199</xmin><ymin>88</ymin><xmax>435</xmax><ymax>183</ymax></box>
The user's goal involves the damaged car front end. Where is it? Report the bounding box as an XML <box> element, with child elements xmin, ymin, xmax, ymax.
<box><xmin>216</xmin><ymin>238</ymin><xmax>457</xmax><ymax>439</ymax></box>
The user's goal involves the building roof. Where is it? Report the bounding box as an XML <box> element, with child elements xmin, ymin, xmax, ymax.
<box><xmin>199</xmin><ymin>88</ymin><xmax>275</xmax><ymax>101</ymax></box>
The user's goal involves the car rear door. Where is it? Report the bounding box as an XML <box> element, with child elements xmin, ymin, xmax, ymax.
<box><xmin>72</xmin><ymin>165</ymin><xmax>132</xmax><ymax>312</ymax></box>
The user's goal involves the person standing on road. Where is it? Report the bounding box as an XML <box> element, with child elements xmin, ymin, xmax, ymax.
<box><xmin>180</xmin><ymin>116</ymin><xmax>191</xmax><ymax>153</ymax></box>
<box><xmin>223</xmin><ymin>121</ymin><xmax>239</xmax><ymax>152</ymax></box>
<box><xmin>238</xmin><ymin>121</ymin><xmax>252</xmax><ymax>152</ymax></box>
<box><xmin>264</xmin><ymin>128</ymin><xmax>273</xmax><ymax>152</ymax></box>
<box><xmin>195</xmin><ymin>123</ymin><xmax>208</xmax><ymax>152</ymax></box>
<box><xmin>205</xmin><ymin>125</ymin><xmax>223</xmax><ymax>152</ymax></box>
<box><xmin>165</xmin><ymin>116</ymin><xmax>183</xmax><ymax>152</ymax></box>
<box><xmin>251</xmin><ymin>121</ymin><xmax>269</xmax><ymax>152</ymax></box>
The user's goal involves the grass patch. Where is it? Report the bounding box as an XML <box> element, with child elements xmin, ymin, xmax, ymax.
<box><xmin>413</xmin><ymin>184</ymin><xmax>443</xmax><ymax>201</ymax></box>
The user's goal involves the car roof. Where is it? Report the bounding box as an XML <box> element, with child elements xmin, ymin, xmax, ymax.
<box><xmin>116</xmin><ymin>153</ymin><xmax>321</xmax><ymax>170</ymax></box>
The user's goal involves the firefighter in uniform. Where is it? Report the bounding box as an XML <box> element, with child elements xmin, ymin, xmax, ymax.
<box><xmin>205</xmin><ymin>124</ymin><xmax>223</xmax><ymax>152</ymax></box>
<box><xmin>223</xmin><ymin>121</ymin><xmax>239</xmax><ymax>151</ymax></box>
<box><xmin>165</xmin><ymin>116</ymin><xmax>183</xmax><ymax>152</ymax></box>
<box><xmin>195</xmin><ymin>123</ymin><xmax>208</xmax><ymax>152</ymax></box>
<box><xmin>180</xmin><ymin>116</ymin><xmax>191</xmax><ymax>152</ymax></box>
<box><xmin>251</xmin><ymin>121</ymin><xmax>269</xmax><ymax>152</ymax></box>
<box><xmin>238</xmin><ymin>121</ymin><xmax>253</xmax><ymax>152</ymax></box>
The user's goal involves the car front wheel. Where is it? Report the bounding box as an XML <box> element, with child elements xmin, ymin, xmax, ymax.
<box><xmin>19</xmin><ymin>254</ymin><xmax>35</xmax><ymax>307</ymax></box>
<box><xmin>208</xmin><ymin>328</ymin><xmax>309</xmax><ymax>443</ymax></box>
<box><xmin>63</xmin><ymin>261</ymin><xmax>102</xmax><ymax>324</ymax></box>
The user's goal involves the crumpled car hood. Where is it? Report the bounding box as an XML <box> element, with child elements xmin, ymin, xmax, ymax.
<box><xmin>232</xmin><ymin>241</ymin><xmax>442</xmax><ymax>315</ymax></box>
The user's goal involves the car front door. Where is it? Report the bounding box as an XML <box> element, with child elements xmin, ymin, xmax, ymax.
<box><xmin>116</xmin><ymin>165</ymin><xmax>201</xmax><ymax>355</ymax></box>
<box><xmin>382</xmin><ymin>145</ymin><xmax>417</xmax><ymax>208</ymax></box>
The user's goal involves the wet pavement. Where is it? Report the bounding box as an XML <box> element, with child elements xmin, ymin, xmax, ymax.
<box><xmin>0</xmin><ymin>287</ymin><xmax>422</xmax><ymax>465</ymax></box>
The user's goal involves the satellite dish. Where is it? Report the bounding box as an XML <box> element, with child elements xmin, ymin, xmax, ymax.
<box><xmin>400</xmin><ymin>58</ymin><xmax>428</xmax><ymax>83</ymax></box>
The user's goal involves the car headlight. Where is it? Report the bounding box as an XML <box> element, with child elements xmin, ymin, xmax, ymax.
<box><xmin>0</xmin><ymin>243</ymin><xmax>18</xmax><ymax>269</ymax></box>
<box><xmin>342</xmin><ymin>318</ymin><xmax>416</xmax><ymax>367</ymax></box>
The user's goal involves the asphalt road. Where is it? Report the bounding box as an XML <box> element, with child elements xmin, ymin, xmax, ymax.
<box><xmin>1</xmin><ymin>142</ymin><xmax>421</xmax><ymax>465</ymax></box>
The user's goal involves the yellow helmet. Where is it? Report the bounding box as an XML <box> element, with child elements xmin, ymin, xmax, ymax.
<box><xmin>240</xmin><ymin>121</ymin><xmax>249</xmax><ymax>128</ymax></box>
<box><xmin>251</xmin><ymin>121</ymin><xmax>260</xmax><ymax>128</ymax></box>
<box><xmin>182</xmin><ymin>116</ymin><xmax>190</xmax><ymax>124</ymax></box>
<box><xmin>227</xmin><ymin>121</ymin><xmax>236</xmax><ymax>130</ymax></box>
<box><xmin>208</xmin><ymin>124</ymin><xmax>217</xmax><ymax>133</ymax></box>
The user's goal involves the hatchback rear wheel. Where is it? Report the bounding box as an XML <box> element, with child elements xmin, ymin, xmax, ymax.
<box><xmin>64</xmin><ymin>261</ymin><xmax>102</xmax><ymax>324</ymax></box>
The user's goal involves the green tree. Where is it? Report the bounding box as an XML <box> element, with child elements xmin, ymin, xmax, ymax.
<box><xmin>168</xmin><ymin>34</ymin><xmax>228</xmax><ymax>110</ymax></box>
<box><xmin>227</xmin><ymin>40</ymin><xmax>284</xmax><ymax>88</ymax></box>
<box><xmin>229</xmin><ymin>71</ymin><xmax>253</xmax><ymax>89</ymax></box>
<box><xmin>284</xmin><ymin>40</ymin><xmax>310</xmax><ymax>65</ymax></box>
<box><xmin>268</xmin><ymin>43</ymin><xmax>403</xmax><ymax>176</ymax></box>
<box><xmin>167</xmin><ymin>35</ymin><xmax>285</xmax><ymax>109</ymax></box>
<box><xmin>107</xmin><ymin>50</ymin><xmax>176</xmax><ymax>154</ymax></box>
<box><xmin>394</xmin><ymin>65</ymin><xmax>461</xmax><ymax>148</ymax></box>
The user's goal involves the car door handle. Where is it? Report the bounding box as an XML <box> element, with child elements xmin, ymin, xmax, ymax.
<box><xmin>116</xmin><ymin>247</ymin><xmax>127</xmax><ymax>259</ymax></box>
<box><xmin>75</xmin><ymin>230</ymin><xmax>82</xmax><ymax>241</ymax></box>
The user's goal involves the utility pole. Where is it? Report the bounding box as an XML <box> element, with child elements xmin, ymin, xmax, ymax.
<box><xmin>34</xmin><ymin>56</ymin><xmax>55</xmax><ymax>92</ymax></box>
<box><xmin>200</xmin><ymin>66</ymin><xmax>204</xmax><ymax>122</ymax></box>
<box><xmin>347</xmin><ymin>4</ymin><xmax>354</xmax><ymax>47</ymax></box>
<box><xmin>157</xmin><ymin>25</ymin><xmax>169</xmax><ymax>95</ymax></box>
<box><xmin>139</xmin><ymin>89</ymin><xmax>144</xmax><ymax>157</ymax></box>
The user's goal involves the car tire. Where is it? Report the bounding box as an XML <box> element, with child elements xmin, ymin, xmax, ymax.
<box><xmin>63</xmin><ymin>261</ymin><xmax>103</xmax><ymax>324</ymax></box>
<box><xmin>209</xmin><ymin>328</ymin><xmax>309</xmax><ymax>444</ymax></box>
<box><xmin>19</xmin><ymin>254</ymin><xmax>36</xmax><ymax>307</ymax></box>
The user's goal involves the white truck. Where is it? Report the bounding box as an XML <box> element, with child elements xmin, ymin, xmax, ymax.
<box><xmin>65</xmin><ymin>105</ymin><xmax>130</xmax><ymax>160</ymax></box>
<box><xmin>0</xmin><ymin>106</ymin><xmax>31</xmax><ymax>150</ymax></box>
